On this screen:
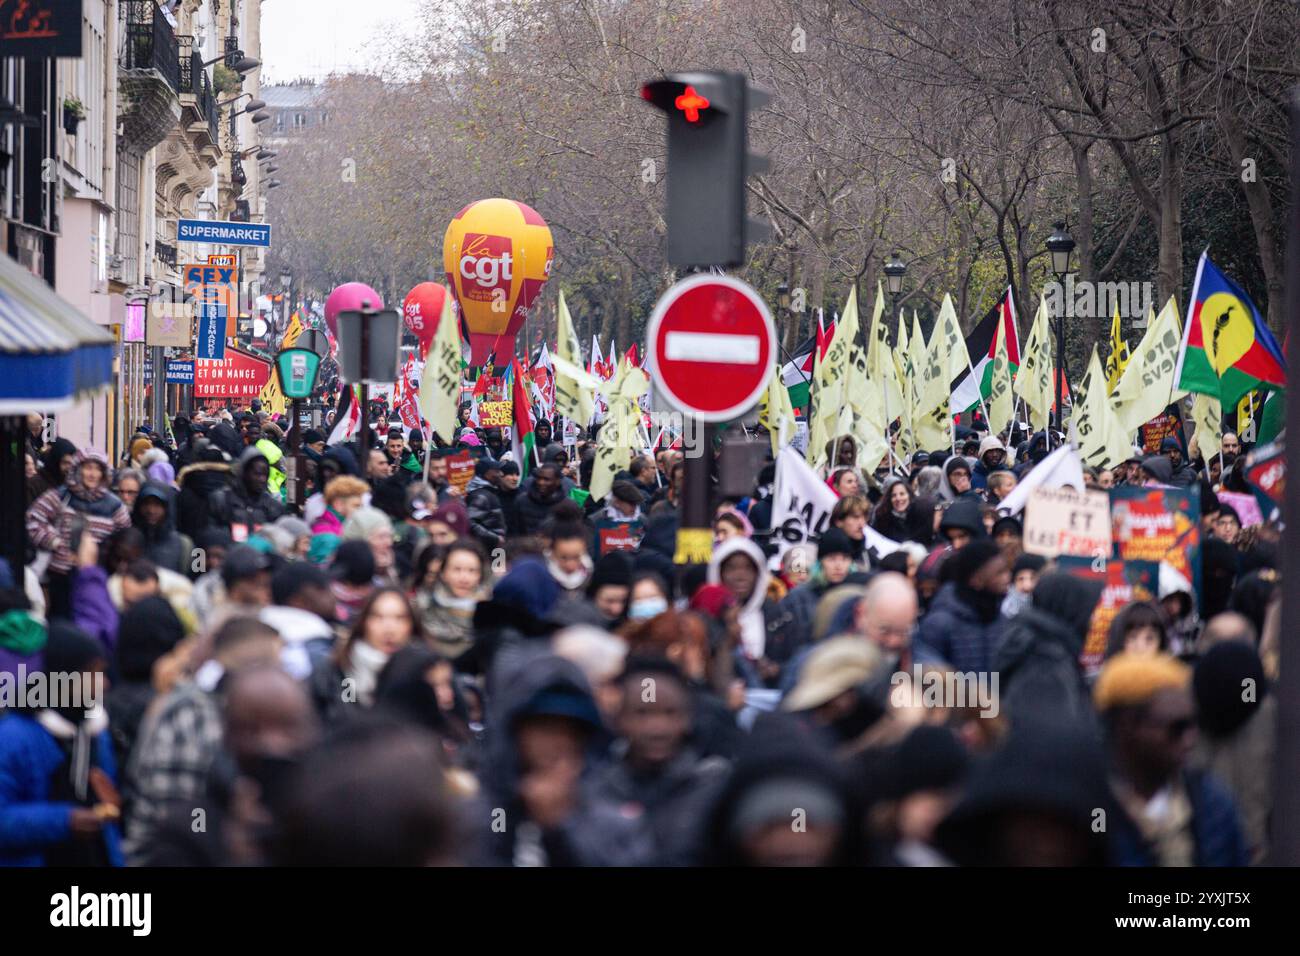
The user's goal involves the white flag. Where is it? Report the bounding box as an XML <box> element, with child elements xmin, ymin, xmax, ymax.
<box><xmin>770</xmin><ymin>447</ymin><xmax>899</xmax><ymax>560</ymax></box>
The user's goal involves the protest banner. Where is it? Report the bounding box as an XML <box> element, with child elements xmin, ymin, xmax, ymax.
<box><xmin>1109</xmin><ymin>485</ymin><xmax>1201</xmax><ymax>606</ymax></box>
<box><xmin>770</xmin><ymin>447</ymin><xmax>898</xmax><ymax>560</ymax></box>
<box><xmin>1138</xmin><ymin>406</ymin><xmax>1186</xmax><ymax>455</ymax></box>
<box><xmin>1057</xmin><ymin>557</ymin><xmax>1159</xmax><ymax>676</ymax></box>
<box><xmin>445</xmin><ymin>450</ymin><xmax>476</xmax><ymax>494</ymax></box>
<box><xmin>1023</xmin><ymin>486</ymin><xmax>1112</xmax><ymax>559</ymax></box>
<box><xmin>1216</xmin><ymin>490</ymin><xmax>1263</xmax><ymax>529</ymax></box>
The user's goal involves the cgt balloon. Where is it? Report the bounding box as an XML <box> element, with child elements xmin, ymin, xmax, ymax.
<box><xmin>402</xmin><ymin>282</ymin><xmax>448</xmax><ymax>356</ymax></box>
<box><xmin>443</xmin><ymin>198</ymin><xmax>553</xmax><ymax>367</ymax></box>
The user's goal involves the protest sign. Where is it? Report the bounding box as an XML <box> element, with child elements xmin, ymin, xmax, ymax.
<box><xmin>1138</xmin><ymin>406</ymin><xmax>1186</xmax><ymax>455</ymax></box>
<box><xmin>1056</xmin><ymin>557</ymin><xmax>1159</xmax><ymax>676</ymax></box>
<box><xmin>1023</xmin><ymin>486</ymin><xmax>1112</xmax><ymax>559</ymax></box>
<box><xmin>1109</xmin><ymin>485</ymin><xmax>1200</xmax><ymax>605</ymax></box>
<box><xmin>445</xmin><ymin>450</ymin><xmax>476</xmax><ymax>494</ymax></box>
<box><xmin>478</xmin><ymin>401</ymin><xmax>512</xmax><ymax>428</ymax></box>
<box><xmin>593</xmin><ymin>518</ymin><xmax>644</xmax><ymax>555</ymax></box>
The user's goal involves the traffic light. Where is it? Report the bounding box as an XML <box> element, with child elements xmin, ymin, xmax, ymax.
<box><xmin>641</xmin><ymin>71</ymin><xmax>770</xmax><ymax>269</ymax></box>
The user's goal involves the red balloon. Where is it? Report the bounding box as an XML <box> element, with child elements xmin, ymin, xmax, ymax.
<box><xmin>402</xmin><ymin>282</ymin><xmax>448</xmax><ymax>354</ymax></box>
<box><xmin>324</xmin><ymin>282</ymin><xmax>383</xmax><ymax>338</ymax></box>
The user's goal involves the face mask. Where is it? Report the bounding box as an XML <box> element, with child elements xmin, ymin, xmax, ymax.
<box><xmin>628</xmin><ymin>597</ymin><xmax>668</xmax><ymax>621</ymax></box>
<box><xmin>547</xmin><ymin>554</ymin><xmax>592</xmax><ymax>591</ymax></box>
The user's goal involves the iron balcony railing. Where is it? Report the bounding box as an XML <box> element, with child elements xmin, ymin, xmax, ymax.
<box><xmin>178</xmin><ymin>37</ymin><xmax>220</xmax><ymax>142</ymax></box>
<box><xmin>121</xmin><ymin>1</ymin><xmax>180</xmax><ymax>93</ymax></box>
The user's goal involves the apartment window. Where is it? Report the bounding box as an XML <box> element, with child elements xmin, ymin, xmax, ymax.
<box><xmin>115</xmin><ymin>148</ymin><xmax>141</xmax><ymax>285</ymax></box>
<box><xmin>293</xmin><ymin>112</ymin><xmax>306</xmax><ymax>128</ymax></box>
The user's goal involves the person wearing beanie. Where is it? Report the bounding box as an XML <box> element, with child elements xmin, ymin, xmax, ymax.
<box><xmin>994</xmin><ymin>572</ymin><xmax>1104</xmax><ymax>728</ymax></box>
<box><xmin>1161</xmin><ymin>436</ymin><xmax>1196</xmax><ymax>486</ymax></box>
<box><xmin>605</xmin><ymin>480</ymin><xmax>644</xmax><ymax>525</ymax></box>
<box><xmin>998</xmin><ymin>552</ymin><xmax>1043</xmax><ymax>620</ymax></box>
<box><xmin>1139</xmin><ymin>453</ymin><xmax>1174</xmax><ymax>486</ymax></box>
<box><xmin>420</xmin><ymin>498</ymin><xmax>471</xmax><ymax>546</ymax></box>
<box><xmin>329</xmin><ymin>539</ymin><xmax>378</xmax><ymax>624</ymax></box>
<box><xmin>1095</xmin><ymin>652</ymin><xmax>1249</xmax><ymax>867</ymax></box>
<box><xmin>106</xmin><ymin>596</ymin><xmax>184</xmax><ymax>771</ymax></box>
<box><xmin>587</xmin><ymin>552</ymin><xmax>634</xmax><ymax>625</ymax></box>
<box><xmin>465</xmin><ymin>458</ymin><xmax>507</xmax><ymax>550</ymax></box>
<box><xmin>496</xmin><ymin>460</ymin><xmax>522</xmax><ymax>532</ymax></box>
<box><xmin>777</xmin><ymin>528</ymin><xmax>858</xmax><ymax>652</ymax></box>
<box><xmin>1191</xmin><ymin>642</ymin><xmax>1275</xmax><ymax>861</ymax></box>
<box><xmin>914</xmin><ymin>538</ymin><xmax>1008</xmax><ymax>674</ymax></box>
<box><xmin>341</xmin><ymin>505</ymin><xmax>398</xmax><ymax>585</ymax></box>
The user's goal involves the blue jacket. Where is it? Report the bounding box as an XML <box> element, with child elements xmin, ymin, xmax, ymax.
<box><xmin>1108</xmin><ymin>769</ymin><xmax>1250</xmax><ymax>867</ymax></box>
<box><xmin>914</xmin><ymin>582</ymin><xmax>1005</xmax><ymax>674</ymax></box>
<box><xmin>0</xmin><ymin>715</ymin><xmax>124</xmax><ymax>867</ymax></box>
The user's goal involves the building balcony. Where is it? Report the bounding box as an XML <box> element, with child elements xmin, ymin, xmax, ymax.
<box><xmin>177</xmin><ymin>37</ymin><xmax>221</xmax><ymax>156</ymax></box>
<box><xmin>117</xmin><ymin>1</ymin><xmax>181</xmax><ymax>153</ymax></box>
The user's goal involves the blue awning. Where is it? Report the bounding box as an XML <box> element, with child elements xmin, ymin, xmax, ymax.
<box><xmin>0</xmin><ymin>253</ymin><xmax>115</xmax><ymax>414</ymax></box>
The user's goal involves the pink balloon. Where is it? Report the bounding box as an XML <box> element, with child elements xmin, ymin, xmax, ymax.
<box><xmin>324</xmin><ymin>282</ymin><xmax>383</xmax><ymax>338</ymax></box>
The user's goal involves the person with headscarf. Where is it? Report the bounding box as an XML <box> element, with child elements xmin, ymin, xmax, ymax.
<box><xmin>708</xmin><ymin>536</ymin><xmax>795</xmax><ymax>688</ymax></box>
<box><xmin>26</xmin><ymin>449</ymin><xmax>131</xmax><ymax>619</ymax></box>
<box><xmin>994</xmin><ymin>572</ymin><xmax>1105</xmax><ymax>729</ymax></box>
<box><xmin>0</xmin><ymin>623</ymin><xmax>123</xmax><ymax>866</ymax></box>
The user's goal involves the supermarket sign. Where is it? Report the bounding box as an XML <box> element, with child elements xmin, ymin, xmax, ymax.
<box><xmin>177</xmin><ymin>219</ymin><xmax>271</xmax><ymax>247</ymax></box>
<box><xmin>194</xmin><ymin>349</ymin><xmax>272</xmax><ymax>398</ymax></box>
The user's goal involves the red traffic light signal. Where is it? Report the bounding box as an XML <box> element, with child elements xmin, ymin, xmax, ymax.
<box><xmin>674</xmin><ymin>85</ymin><xmax>710</xmax><ymax>122</ymax></box>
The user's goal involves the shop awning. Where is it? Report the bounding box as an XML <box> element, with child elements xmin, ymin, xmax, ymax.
<box><xmin>0</xmin><ymin>253</ymin><xmax>115</xmax><ymax>414</ymax></box>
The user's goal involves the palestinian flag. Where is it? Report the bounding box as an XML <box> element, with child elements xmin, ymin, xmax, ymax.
<box><xmin>507</xmin><ymin>358</ymin><xmax>536</xmax><ymax>476</ymax></box>
<box><xmin>951</xmin><ymin>287</ymin><xmax>1021</xmax><ymax>413</ymax></box>
<box><xmin>781</xmin><ymin>335</ymin><xmax>817</xmax><ymax>410</ymax></box>
<box><xmin>1174</xmin><ymin>251</ymin><xmax>1286</xmax><ymax>408</ymax></box>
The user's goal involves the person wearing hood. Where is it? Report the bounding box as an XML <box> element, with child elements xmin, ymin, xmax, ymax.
<box><xmin>29</xmin><ymin>436</ymin><xmax>77</xmax><ymax>501</ymax></box>
<box><xmin>465</xmin><ymin>458</ymin><xmax>507</xmax><ymax>550</ymax></box>
<box><xmin>700</xmin><ymin>713</ymin><xmax>865</xmax><ymax>866</ymax></box>
<box><xmin>778</xmin><ymin>528</ymin><xmax>858</xmax><ymax>652</ymax></box>
<box><xmin>474</xmin><ymin>648</ymin><xmax>654</xmax><ymax>866</ymax></box>
<box><xmin>303</xmin><ymin>444</ymin><xmax>364</xmax><ymax>527</ymax></box>
<box><xmin>309</xmin><ymin>586</ymin><xmax>421</xmax><ymax>725</ymax></box>
<box><xmin>914</xmin><ymin>539</ymin><xmax>1009</xmax><ymax>674</ymax></box>
<box><xmin>1095</xmin><ymin>653</ymin><xmax>1249</xmax><ymax>866</ymax></box>
<box><xmin>0</xmin><ymin>624</ymin><xmax>123</xmax><ymax>866</ymax></box>
<box><xmin>175</xmin><ymin>446</ymin><xmax>234</xmax><ymax>541</ymax></box>
<box><xmin>937</xmin><ymin>498</ymin><xmax>986</xmax><ymax>551</ymax></box>
<box><xmin>971</xmin><ymin>435</ymin><xmax>1008</xmax><ymax>491</ymax></box>
<box><xmin>513</xmin><ymin>462</ymin><xmax>567</xmax><ymax>536</ymax></box>
<box><xmin>460</xmin><ymin>556</ymin><xmax>561</xmax><ymax>678</ymax></box>
<box><xmin>414</xmin><ymin>538</ymin><xmax>488</xmax><ymax>661</ymax></box>
<box><xmin>131</xmin><ymin>482</ymin><xmax>192</xmax><ymax>576</ymax></box>
<box><xmin>870</xmin><ymin>476</ymin><xmax>933</xmax><ymax>546</ymax></box>
<box><xmin>27</xmin><ymin>449</ymin><xmax>131</xmax><ymax>619</ymax></box>
<box><xmin>590</xmin><ymin>656</ymin><xmax>730</xmax><ymax>866</ymax></box>
<box><xmin>994</xmin><ymin>572</ymin><xmax>1104</xmax><ymax>729</ymax></box>
<box><xmin>1161</xmin><ymin>436</ymin><xmax>1196</xmax><ymax>486</ymax></box>
<box><xmin>260</xmin><ymin>561</ymin><xmax>340</xmax><ymax>679</ymax></box>
<box><xmin>208</xmin><ymin>446</ymin><xmax>285</xmax><ymax>538</ymax></box>
<box><xmin>341</xmin><ymin>505</ymin><xmax>400</xmax><ymax>586</ymax></box>
<box><xmin>709</xmin><ymin>536</ymin><xmax>796</xmax><ymax>688</ymax></box>
<box><xmin>938</xmin><ymin>456</ymin><xmax>980</xmax><ymax>502</ymax></box>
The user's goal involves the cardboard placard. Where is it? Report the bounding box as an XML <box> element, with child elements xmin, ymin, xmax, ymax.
<box><xmin>594</xmin><ymin>518</ymin><xmax>644</xmax><ymax>555</ymax></box>
<box><xmin>445</xmin><ymin>450</ymin><xmax>475</xmax><ymax>494</ymax></box>
<box><xmin>1056</xmin><ymin>557</ymin><xmax>1159</xmax><ymax>677</ymax></box>
<box><xmin>1023</xmin><ymin>486</ymin><xmax>1112</xmax><ymax>559</ymax></box>
<box><xmin>478</xmin><ymin>401</ymin><xmax>512</xmax><ymax>428</ymax></box>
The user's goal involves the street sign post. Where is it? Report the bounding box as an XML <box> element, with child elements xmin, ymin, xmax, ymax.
<box><xmin>646</xmin><ymin>273</ymin><xmax>776</xmax><ymax>422</ymax></box>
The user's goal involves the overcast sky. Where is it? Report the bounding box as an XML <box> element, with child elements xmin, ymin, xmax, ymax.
<box><xmin>260</xmin><ymin>0</ymin><xmax>424</xmax><ymax>83</ymax></box>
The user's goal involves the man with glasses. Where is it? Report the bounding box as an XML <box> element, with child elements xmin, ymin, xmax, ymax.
<box><xmin>1094</xmin><ymin>654</ymin><xmax>1248</xmax><ymax>866</ymax></box>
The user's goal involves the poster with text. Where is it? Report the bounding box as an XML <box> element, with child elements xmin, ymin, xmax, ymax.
<box><xmin>1056</xmin><ymin>557</ymin><xmax>1159</xmax><ymax>677</ymax></box>
<box><xmin>1109</xmin><ymin>484</ymin><xmax>1201</xmax><ymax>607</ymax></box>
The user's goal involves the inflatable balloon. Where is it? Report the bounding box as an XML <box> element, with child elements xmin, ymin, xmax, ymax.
<box><xmin>324</xmin><ymin>282</ymin><xmax>383</xmax><ymax>339</ymax></box>
<box><xmin>443</xmin><ymin>198</ymin><xmax>553</xmax><ymax>367</ymax></box>
<box><xmin>401</xmin><ymin>282</ymin><xmax>448</xmax><ymax>356</ymax></box>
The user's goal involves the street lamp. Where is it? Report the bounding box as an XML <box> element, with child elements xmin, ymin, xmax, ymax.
<box><xmin>883</xmin><ymin>251</ymin><xmax>907</xmax><ymax>297</ymax></box>
<box><xmin>1045</xmin><ymin>221</ymin><xmax>1076</xmax><ymax>444</ymax></box>
<box><xmin>201</xmin><ymin>52</ymin><xmax>260</xmax><ymax>74</ymax></box>
<box><xmin>279</xmin><ymin>269</ymin><xmax>292</xmax><ymax>336</ymax></box>
<box><xmin>250</xmin><ymin>110</ymin><xmax>272</xmax><ymax>125</ymax></box>
<box><xmin>776</xmin><ymin>281</ymin><xmax>791</xmax><ymax>311</ymax></box>
<box><xmin>217</xmin><ymin>93</ymin><xmax>266</xmax><ymax>114</ymax></box>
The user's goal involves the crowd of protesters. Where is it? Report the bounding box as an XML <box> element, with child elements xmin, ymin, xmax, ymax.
<box><xmin>0</xmin><ymin>402</ymin><xmax>1278</xmax><ymax>866</ymax></box>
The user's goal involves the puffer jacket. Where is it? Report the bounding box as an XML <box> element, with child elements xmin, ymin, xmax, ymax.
<box><xmin>207</xmin><ymin>446</ymin><xmax>285</xmax><ymax>532</ymax></box>
<box><xmin>914</xmin><ymin>581</ymin><xmax>1005</xmax><ymax>674</ymax></box>
<box><xmin>175</xmin><ymin>459</ymin><xmax>233</xmax><ymax>540</ymax></box>
<box><xmin>464</xmin><ymin>476</ymin><xmax>506</xmax><ymax>549</ymax></box>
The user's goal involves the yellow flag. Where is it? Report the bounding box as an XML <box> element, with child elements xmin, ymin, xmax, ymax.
<box><xmin>1013</xmin><ymin>295</ymin><xmax>1054</xmax><ymax>432</ymax></box>
<box><xmin>892</xmin><ymin>312</ymin><xmax>916</xmax><ymax>460</ymax></box>
<box><xmin>1193</xmin><ymin>392</ymin><xmax>1222</xmax><ymax>460</ymax></box>
<box><xmin>554</xmin><ymin>291</ymin><xmax>594</xmax><ymax>427</ymax></box>
<box><xmin>758</xmin><ymin>358</ymin><xmax>795</xmax><ymax>456</ymax></box>
<box><xmin>1112</xmin><ymin>297</ymin><xmax>1187</xmax><ymax>434</ymax></box>
<box><xmin>1235</xmin><ymin>390</ymin><xmax>1256</xmax><ymax>439</ymax></box>
<box><xmin>915</xmin><ymin>294</ymin><xmax>960</xmax><ymax>450</ymax></box>
<box><xmin>866</xmin><ymin>283</ymin><xmax>905</xmax><ymax>429</ymax></box>
<box><xmin>811</xmin><ymin>287</ymin><xmax>859</xmax><ymax>472</ymax></box>
<box><xmin>1073</xmin><ymin>346</ymin><xmax>1132</xmax><ymax>469</ymax></box>
<box><xmin>986</xmin><ymin>319</ymin><xmax>1014</xmax><ymax>437</ymax></box>
<box><xmin>418</xmin><ymin>292</ymin><xmax>461</xmax><ymax>442</ymax></box>
<box><xmin>589</xmin><ymin>359</ymin><xmax>650</xmax><ymax>503</ymax></box>
<box><xmin>1104</xmin><ymin>305</ymin><xmax>1130</xmax><ymax>395</ymax></box>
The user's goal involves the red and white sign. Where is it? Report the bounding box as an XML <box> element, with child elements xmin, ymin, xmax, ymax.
<box><xmin>194</xmin><ymin>349</ymin><xmax>272</xmax><ymax>398</ymax></box>
<box><xmin>646</xmin><ymin>274</ymin><xmax>775</xmax><ymax>422</ymax></box>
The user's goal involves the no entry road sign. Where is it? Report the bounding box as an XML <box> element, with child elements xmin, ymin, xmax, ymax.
<box><xmin>647</xmin><ymin>274</ymin><xmax>775</xmax><ymax>421</ymax></box>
